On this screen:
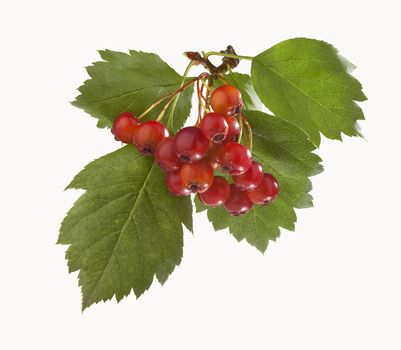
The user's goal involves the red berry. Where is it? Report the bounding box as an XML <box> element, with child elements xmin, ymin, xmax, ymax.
<box><xmin>198</xmin><ymin>176</ymin><xmax>230</xmax><ymax>207</ymax></box>
<box><xmin>174</xmin><ymin>126</ymin><xmax>209</xmax><ymax>163</ymax></box>
<box><xmin>205</xmin><ymin>142</ymin><xmax>223</xmax><ymax>169</ymax></box>
<box><xmin>155</xmin><ymin>137</ymin><xmax>181</xmax><ymax>171</ymax></box>
<box><xmin>180</xmin><ymin>159</ymin><xmax>214</xmax><ymax>193</ymax></box>
<box><xmin>210</xmin><ymin>85</ymin><xmax>243</xmax><ymax>116</ymax></box>
<box><xmin>219</xmin><ymin>142</ymin><xmax>252</xmax><ymax>175</ymax></box>
<box><xmin>248</xmin><ymin>173</ymin><xmax>279</xmax><ymax>205</ymax></box>
<box><xmin>133</xmin><ymin>120</ymin><xmax>169</xmax><ymax>155</ymax></box>
<box><xmin>224</xmin><ymin>116</ymin><xmax>240</xmax><ymax>143</ymax></box>
<box><xmin>200</xmin><ymin>112</ymin><xmax>229</xmax><ymax>143</ymax></box>
<box><xmin>224</xmin><ymin>185</ymin><xmax>253</xmax><ymax>216</ymax></box>
<box><xmin>165</xmin><ymin>170</ymin><xmax>191</xmax><ymax>196</ymax></box>
<box><xmin>111</xmin><ymin>112</ymin><xmax>140</xmax><ymax>143</ymax></box>
<box><xmin>232</xmin><ymin>161</ymin><xmax>264</xmax><ymax>191</ymax></box>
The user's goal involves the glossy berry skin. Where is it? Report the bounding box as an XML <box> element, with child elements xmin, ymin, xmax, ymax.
<box><xmin>224</xmin><ymin>184</ymin><xmax>253</xmax><ymax>216</ymax></box>
<box><xmin>155</xmin><ymin>137</ymin><xmax>181</xmax><ymax>171</ymax></box>
<box><xmin>200</xmin><ymin>112</ymin><xmax>229</xmax><ymax>143</ymax></box>
<box><xmin>219</xmin><ymin>142</ymin><xmax>252</xmax><ymax>175</ymax></box>
<box><xmin>248</xmin><ymin>173</ymin><xmax>279</xmax><ymax>205</ymax></box>
<box><xmin>111</xmin><ymin>112</ymin><xmax>140</xmax><ymax>143</ymax></box>
<box><xmin>205</xmin><ymin>142</ymin><xmax>223</xmax><ymax>169</ymax></box>
<box><xmin>180</xmin><ymin>160</ymin><xmax>214</xmax><ymax>193</ymax></box>
<box><xmin>133</xmin><ymin>120</ymin><xmax>169</xmax><ymax>155</ymax></box>
<box><xmin>174</xmin><ymin>126</ymin><xmax>209</xmax><ymax>163</ymax></box>
<box><xmin>232</xmin><ymin>161</ymin><xmax>264</xmax><ymax>191</ymax></box>
<box><xmin>210</xmin><ymin>85</ymin><xmax>243</xmax><ymax>116</ymax></box>
<box><xmin>198</xmin><ymin>176</ymin><xmax>230</xmax><ymax>207</ymax></box>
<box><xmin>165</xmin><ymin>170</ymin><xmax>191</xmax><ymax>196</ymax></box>
<box><xmin>224</xmin><ymin>116</ymin><xmax>241</xmax><ymax>143</ymax></box>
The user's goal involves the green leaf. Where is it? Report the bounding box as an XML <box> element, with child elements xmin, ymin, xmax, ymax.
<box><xmin>72</xmin><ymin>50</ymin><xmax>193</xmax><ymax>133</ymax></box>
<box><xmin>216</xmin><ymin>72</ymin><xmax>263</xmax><ymax>111</ymax></box>
<box><xmin>251</xmin><ymin>38</ymin><xmax>366</xmax><ymax>146</ymax></box>
<box><xmin>58</xmin><ymin>145</ymin><xmax>192</xmax><ymax>310</ymax></box>
<box><xmin>196</xmin><ymin>111</ymin><xmax>323</xmax><ymax>252</ymax></box>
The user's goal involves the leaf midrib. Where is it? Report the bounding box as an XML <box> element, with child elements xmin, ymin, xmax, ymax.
<box><xmin>75</xmin><ymin>82</ymin><xmax>180</xmax><ymax>107</ymax></box>
<box><xmin>83</xmin><ymin>160</ymin><xmax>155</xmax><ymax>308</ymax></box>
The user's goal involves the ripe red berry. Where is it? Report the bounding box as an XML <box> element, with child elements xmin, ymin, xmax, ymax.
<box><xmin>248</xmin><ymin>173</ymin><xmax>279</xmax><ymax>205</ymax></box>
<box><xmin>155</xmin><ymin>137</ymin><xmax>181</xmax><ymax>171</ymax></box>
<box><xmin>180</xmin><ymin>159</ymin><xmax>214</xmax><ymax>193</ymax></box>
<box><xmin>165</xmin><ymin>170</ymin><xmax>191</xmax><ymax>196</ymax></box>
<box><xmin>232</xmin><ymin>161</ymin><xmax>264</xmax><ymax>191</ymax></box>
<box><xmin>174</xmin><ymin>126</ymin><xmax>209</xmax><ymax>163</ymax></box>
<box><xmin>210</xmin><ymin>85</ymin><xmax>243</xmax><ymax>116</ymax></box>
<box><xmin>205</xmin><ymin>142</ymin><xmax>223</xmax><ymax>169</ymax></box>
<box><xmin>198</xmin><ymin>176</ymin><xmax>230</xmax><ymax>207</ymax></box>
<box><xmin>111</xmin><ymin>112</ymin><xmax>140</xmax><ymax>143</ymax></box>
<box><xmin>200</xmin><ymin>112</ymin><xmax>229</xmax><ymax>143</ymax></box>
<box><xmin>219</xmin><ymin>142</ymin><xmax>252</xmax><ymax>175</ymax></box>
<box><xmin>133</xmin><ymin>120</ymin><xmax>169</xmax><ymax>155</ymax></box>
<box><xmin>224</xmin><ymin>116</ymin><xmax>240</xmax><ymax>143</ymax></box>
<box><xmin>224</xmin><ymin>184</ymin><xmax>253</xmax><ymax>216</ymax></box>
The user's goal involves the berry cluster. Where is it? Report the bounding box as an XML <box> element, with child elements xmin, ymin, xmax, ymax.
<box><xmin>111</xmin><ymin>84</ymin><xmax>279</xmax><ymax>216</ymax></box>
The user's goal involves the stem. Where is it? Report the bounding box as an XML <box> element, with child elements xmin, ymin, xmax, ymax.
<box><xmin>196</xmin><ymin>79</ymin><xmax>202</xmax><ymax>125</ymax></box>
<box><xmin>199</xmin><ymin>78</ymin><xmax>211</xmax><ymax>109</ymax></box>
<box><xmin>217</xmin><ymin>74</ymin><xmax>230</xmax><ymax>85</ymax></box>
<box><xmin>238</xmin><ymin>116</ymin><xmax>244</xmax><ymax>144</ymax></box>
<box><xmin>205</xmin><ymin>77</ymin><xmax>212</xmax><ymax>110</ymax></box>
<box><xmin>241</xmin><ymin>113</ymin><xmax>253</xmax><ymax>151</ymax></box>
<box><xmin>167</xmin><ymin>61</ymin><xmax>195</xmax><ymax>120</ymax></box>
<box><xmin>202</xmin><ymin>77</ymin><xmax>213</xmax><ymax>94</ymax></box>
<box><xmin>203</xmin><ymin>51</ymin><xmax>253</xmax><ymax>61</ymax></box>
<box><xmin>155</xmin><ymin>76</ymin><xmax>199</xmax><ymax>122</ymax></box>
<box><xmin>156</xmin><ymin>98</ymin><xmax>175</xmax><ymax>122</ymax></box>
<box><xmin>185</xmin><ymin>46</ymin><xmax>245</xmax><ymax>77</ymax></box>
<box><xmin>138</xmin><ymin>92</ymin><xmax>172</xmax><ymax>119</ymax></box>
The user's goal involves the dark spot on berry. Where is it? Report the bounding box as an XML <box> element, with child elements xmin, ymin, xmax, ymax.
<box><xmin>180</xmin><ymin>153</ymin><xmax>191</xmax><ymax>163</ymax></box>
<box><xmin>142</xmin><ymin>144</ymin><xmax>154</xmax><ymax>155</ymax></box>
<box><xmin>188</xmin><ymin>183</ymin><xmax>199</xmax><ymax>193</ymax></box>
<box><xmin>212</xmin><ymin>133</ymin><xmax>226</xmax><ymax>143</ymax></box>
<box><xmin>234</xmin><ymin>105</ymin><xmax>241</xmax><ymax>116</ymax></box>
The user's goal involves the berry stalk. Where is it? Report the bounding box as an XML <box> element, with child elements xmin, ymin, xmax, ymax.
<box><xmin>167</xmin><ymin>61</ymin><xmax>195</xmax><ymax>121</ymax></box>
<box><xmin>202</xmin><ymin>51</ymin><xmax>253</xmax><ymax>61</ymax></box>
<box><xmin>241</xmin><ymin>113</ymin><xmax>253</xmax><ymax>151</ymax></box>
<box><xmin>156</xmin><ymin>75</ymin><xmax>202</xmax><ymax>122</ymax></box>
<box><xmin>139</xmin><ymin>75</ymin><xmax>199</xmax><ymax>120</ymax></box>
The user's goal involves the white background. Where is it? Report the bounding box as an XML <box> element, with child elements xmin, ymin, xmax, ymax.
<box><xmin>1</xmin><ymin>0</ymin><xmax>400</xmax><ymax>349</ymax></box>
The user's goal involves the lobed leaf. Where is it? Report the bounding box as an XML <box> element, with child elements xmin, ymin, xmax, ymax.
<box><xmin>59</xmin><ymin>146</ymin><xmax>192</xmax><ymax>310</ymax></box>
<box><xmin>251</xmin><ymin>38</ymin><xmax>366</xmax><ymax>146</ymax></box>
<box><xmin>72</xmin><ymin>50</ymin><xmax>193</xmax><ymax>133</ymax></box>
